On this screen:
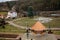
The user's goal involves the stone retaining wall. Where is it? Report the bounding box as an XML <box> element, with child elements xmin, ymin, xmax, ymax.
<box><xmin>0</xmin><ymin>33</ymin><xmax>21</xmax><ymax>40</ymax></box>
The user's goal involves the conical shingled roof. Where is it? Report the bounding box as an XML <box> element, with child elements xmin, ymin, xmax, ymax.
<box><xmin>31</xmin><ymin>21</ymin><xmax>46</xmax><ymax>31</ymax></box>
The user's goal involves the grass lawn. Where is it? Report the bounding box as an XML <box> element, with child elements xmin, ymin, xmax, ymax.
<box><xmin>0</xmin><ymin>24</ymin><xmax>60</xmax><ymax>35</ymax></box>
<box><xmin>43</xmin><ymin>17</ymin><xmax>60</xmax><ymax>28</ymax></box>
<box><xmin>0</xmin><ymin>12</ymin><xmax>7</xmax><ymax>15</ymax></box>
<box><xmin>14</xmin><ymin>17</ymin><xmax>37</xmax><ymax>27</ymax></box>
<box><xmin>14</xmin><ymin>17</ymin><xmax>60</xmax><ymax>28</ymax></box>
<box><xmin>13</xmin><ymin>17</ymin><xmax>60</xmax><ymax>35</ymax></box>
<box><xmin>53</xmin><ymin>31</ymin><xmax>60</xmax><ymax>35</ymax></box>
<box><xmin>0</xmin><ymin>24</ymin><xmax>26</xmax><ymax>34</ymax></box>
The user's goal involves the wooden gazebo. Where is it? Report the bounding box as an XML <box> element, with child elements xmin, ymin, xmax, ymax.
<box><xmin>31</xmin><ymin>21</ymin><xmax>46</xmax><ymax>34</ymax></box>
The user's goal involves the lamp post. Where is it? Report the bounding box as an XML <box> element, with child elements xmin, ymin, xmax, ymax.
<box><xmin>48</xmin><ymin>22</ymin><xmax>53</xmax><ymax>34</ymax></box>
<box><xmin>26</xmin><ymin>28</ymin><xmax>29</xmax><ymax>39</ymax></box>
<box><xmin>26</xmin><ymin>22</ymin><xmax>30</xmax><ymax>39</ymax></box>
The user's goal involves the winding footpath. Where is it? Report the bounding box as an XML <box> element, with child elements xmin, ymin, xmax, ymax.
<box><xmin>6</xmin><ymin>18</ymin><xmax>27</xmax><ymax>29</ymax></box>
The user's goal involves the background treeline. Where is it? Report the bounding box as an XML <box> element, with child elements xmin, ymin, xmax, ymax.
<box><xmin>1</xmin><ymin>0</ymin><xmax>60</xmax><ymax>11</ymax></box>
<box><xmin>14</xmin><ymin>0</ymin><xmax>60</xmax><ymax>11</ymax></box>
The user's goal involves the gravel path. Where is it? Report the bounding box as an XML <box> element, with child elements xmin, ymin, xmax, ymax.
<box><xmin>34</xmin><ymin>17</ymin><xmax>53</xmax><ymax>23</ymax></box>
<box><xmin>22</xmin><ymin>33</ymin><xmax>57</xmax><ymax>40</ymax></box>
<box><xmin>7</xmin><ymin>21</ymin><xmax>27</xmax><ymax>29</ymax></box>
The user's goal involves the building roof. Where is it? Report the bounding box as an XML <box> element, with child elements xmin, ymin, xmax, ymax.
<box><xmin>31</xmin><ymin>21</ymin><xmax>46</xmax><ymax>31</ymax></box>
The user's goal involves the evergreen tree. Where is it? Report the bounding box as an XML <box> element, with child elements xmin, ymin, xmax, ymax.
<box><xmin>27</xmin><ymin>6</ymin><xmax>34</xmax><ymax>18</ymax></box>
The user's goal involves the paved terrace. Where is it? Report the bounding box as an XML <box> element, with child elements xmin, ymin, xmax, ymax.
<box><xmin>22</xmin><ymin>33</ymin><xmax>58</xmax><ymax>40</ymax></box>
<box><xmin>56</xmin><ymin>35</ymin><xmax>60</xmax><ymax>39</ymax></box>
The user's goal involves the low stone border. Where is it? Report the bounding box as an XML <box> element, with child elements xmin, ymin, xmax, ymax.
<box><xmin>0</xmin><ymin>33</ymin><xmax>21</xmax><ymax>40</ymax></box>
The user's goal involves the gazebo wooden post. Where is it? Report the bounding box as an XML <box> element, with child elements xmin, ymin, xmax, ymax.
<box><xmin>26</xmin><ymin>28</ymin><xmax>29</xmax><ymax>39</ymax></box>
